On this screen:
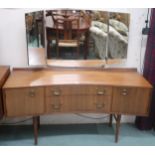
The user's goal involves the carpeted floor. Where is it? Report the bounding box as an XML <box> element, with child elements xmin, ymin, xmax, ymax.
<box><xmin>0</xmin><ymin>123</ymin><xmax>155</xmax><ymax>146</ymax></box>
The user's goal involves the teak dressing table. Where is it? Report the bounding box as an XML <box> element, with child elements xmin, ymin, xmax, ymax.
<box><xmin>2</xmin><ymin>67</ymin><xmax>152</xmax><ymax>145</ymax></box>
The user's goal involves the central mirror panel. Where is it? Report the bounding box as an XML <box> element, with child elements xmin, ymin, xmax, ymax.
<box><xmin>46</xmin><ymin>10</ymin><xmax>108</xmax><ymax>61</ymax></box>
<box><xmin>25</xmin><ymin>9</ymin><xmax>130</xmax><ymax>66</ymax></box>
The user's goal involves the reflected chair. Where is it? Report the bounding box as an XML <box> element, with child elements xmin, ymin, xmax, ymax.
<box><xmin>55</xmin><ymin>16</ymin><xmax>81</xmax><ymax>58</ymax></box>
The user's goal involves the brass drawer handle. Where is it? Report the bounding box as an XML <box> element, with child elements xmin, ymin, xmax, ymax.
<box><xmin>96</xmin><ymin>103</ymin><xmax>105</xmax><ymax>109</ymax></box>
<box><xmin>51</xmin><ymin>104</ymin><xmax>61</xmax><ymax>110</ymax></box>
<box><xmin>96</xmin><ymin>87</ymin><xmax>106</xmax><ymax>95</ymax></box>
<box><xmin>122</xmin><ymin>92</ymin><xmax>128</xmax><ymax>96</ymax></box>
<box><xmin>121</xmin><ymin>88</ymin><xmax>128</xmax><ymax>96</ymax></box>
<box><xmin>97</xmin><ymin>90</ymin><xmax>105</xmax><ymax>95</ymax></box>
<box><xmin>96</xmin><ymin>88</ymin><xmax>106</xmax><ymax>95</ymax></box>
<box><xmin>122</xmin><ymin>88</ymin><xmax>127</xmax><ymax>92</ymax></box>
<box><xmin>29</xmin><ymin>90</ymin><xmax>35</xmax><ymax>97</ymax></box>
<box><xmin>53</xmin><ymin>91</ymin><xmax>61</xmax><ymax>96</ymax></box>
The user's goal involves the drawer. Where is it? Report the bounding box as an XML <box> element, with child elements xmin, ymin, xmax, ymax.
<box><xmin>4</xmin><ymin>87</ymin><xmax>44</xmax><ymax>116</ymax></box>
<box><xmin>45</xmin><ymin>85</ymin><xmax>112</xmax><ymax>96</ymax></box>
<box><xmin>111</xmin><ymin>87</ymin><xmax>151</xmax><ymax>115</ymax></box>
<box><xmin>46</xmin><ymin>95</ymin><xmax>111</xmax><ymax>113</ymax></box>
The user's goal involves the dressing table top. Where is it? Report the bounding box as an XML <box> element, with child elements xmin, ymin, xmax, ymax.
<box><xmin>3</xmin><ymin>68</ymin><xmax>152</xmax><ymax>89</ymax></box>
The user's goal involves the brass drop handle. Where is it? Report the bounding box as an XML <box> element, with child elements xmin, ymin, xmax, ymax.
<box><xmin>122</xmin><ymin>89</ymin><xmax>128</xmax><ymax>96</ymax></box>
<box><xmin>52</xmin><ymin>103</ymin><xmax>61</xmax><ymax>110</ymax></box>
<box><xmin>96</xmin><ymin>103</ymin><xmax>105</xmax><ymax>109</ymax></box>
<box><xmin>29</xmin><ymin>90</ymin><xmax>35</xmax><ymax>97</ymax></box>
<box><xmin>97</xmin><ymin>90</ymin><xmax>105</xmax><ymax>95</ymax></box>
<box><xmin>122</xmin><ymin>92</ymin><xmax>128</xmax><ymax>96</ymax></box>
<box><xmin>53</xmin><ymin>91</ymin><xmax>61</xmax><ymax>96</ymax></box>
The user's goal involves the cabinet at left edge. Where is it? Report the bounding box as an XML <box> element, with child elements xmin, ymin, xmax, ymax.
<box><xmin>0</xmin><ymin>66</ymin><xmax>10</xmax><ymax>119</ymax></box>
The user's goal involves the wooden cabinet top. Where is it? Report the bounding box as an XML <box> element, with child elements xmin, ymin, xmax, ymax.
<box><xmin>3</xmin><ymin>68</ymin><xmax>152</xmax><ymax>89</ymax></box>
<box><xmin>0</xmin><ymin>66</ymin><xmax>10</xmax><ymax>87</ymax></box>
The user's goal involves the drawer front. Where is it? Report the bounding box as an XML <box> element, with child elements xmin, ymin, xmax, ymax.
<box><xmin>45</xmin><ymin>85</ymin><xmax>112</xmax><ymax>96</ymax></box>
<box><xmin>111</xmin><ymin>87</ymin><xmax>152</xmax><ymax>115</ymax></box>
<box><xmin>5</xmin><ymin>87</ymin><xmax>44</xmax><ymax>117</ymax></box>
<box><xmin>46</xmin><ymin>95</ymin><xmax>111</xmax><ymax>113</ymax></box>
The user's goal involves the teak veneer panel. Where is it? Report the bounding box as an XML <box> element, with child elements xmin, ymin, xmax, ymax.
<box><xmin>0</xmin><ymin>66</ymin><xmax>10</xmax><ymax>118</ymax></box>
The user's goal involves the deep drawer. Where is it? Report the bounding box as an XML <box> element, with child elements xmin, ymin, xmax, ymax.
<box><xmin>111</xmin><ymin>87</ymin><xmax>152</xmax><ymax>115</ymax></box>
<box><xmin>46</xmin><ymin>95</ymin><xmax>111</xmax><ymax>113</ymax></box>
<box><xmin>4</xmin><ymin>87</ymin><xmax>44</xmax><ymax>116</ymax></box>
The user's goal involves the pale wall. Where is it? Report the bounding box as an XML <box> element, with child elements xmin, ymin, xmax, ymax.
<box><xmin>0</xmin><ymin>8</ymin><xmax>149</xmax><ymax>124</ymax></box>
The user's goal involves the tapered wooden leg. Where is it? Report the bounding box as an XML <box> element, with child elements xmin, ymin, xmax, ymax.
<box><xmin>37</xmin><ymin>116</ymin><xmax>40</xmax><ymax>129</ymax></box>
<box><xmin>115</xmin><ymin>114</ymin><xmax>121</xmax><ymax>143</ymax></box>
<box><xmin>33</xmin><ymin>116</ymin><xmax>38</xmax><ymax>145</ymax></box>
<box><xmin>109</xmin><ymin>114</ymin><xmax>113</xmax><ymax>127</ymax></box>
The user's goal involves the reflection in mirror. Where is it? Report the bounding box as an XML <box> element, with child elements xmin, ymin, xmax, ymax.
<box><xmin>25</xmin><ymin>10</ymin><xmax>130</xmax><ymax>66</ymax></box>
<box><xmin>46</xmin><ymin>9</ymin><xmax>94</xmax><ymax>60</ymax></box>
<box><xmin>108</xmin><ymin>12</ymin><xmax>130</xmax><ymax>59</ymax></box>
<box><xmin>89</xmin><ymin>11</ymin><xmax>108</xmax><ymax>59</ymax></box>
<box><xmin>25</xmin><ymin>11</ymin><xmax>46</xmax><ymax>65</ymax></box>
